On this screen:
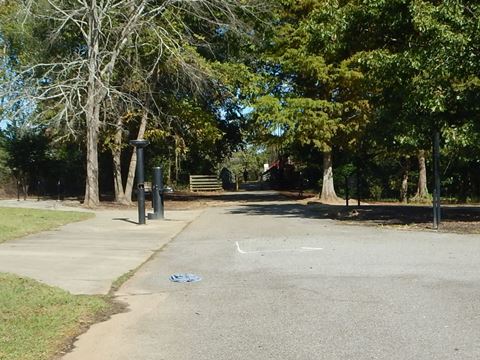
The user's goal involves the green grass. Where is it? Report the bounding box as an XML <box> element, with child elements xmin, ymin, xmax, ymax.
<box><xmin>0</xmin><ymin>207</ymin><xmax>110</xmax><ymax>360</ymax></box>
<box><xmin>0</xmin><ymin>207</ymin><xmax>94</xmax><ymax>244</ymax></box>
<box><xmin>0</xmin><ymin>274</ymin><xmax>109</xmax><ymax>360</ymax></box>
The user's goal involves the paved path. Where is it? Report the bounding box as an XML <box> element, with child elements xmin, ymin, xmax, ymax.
<box><xmin>64</xmin><ymin>196</ymin><xmax>480</xmax><ymax>360</ymax></box>
<box><xmin>0</xmin><ymin>200</ymin><xmax>202</xmax><ymax>294</ymax></box>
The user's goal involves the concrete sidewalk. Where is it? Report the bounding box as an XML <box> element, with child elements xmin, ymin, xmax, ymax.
<box><xmin>0</xmin><ymin>200</ymin><xmax>203</xmax><ymax>294</ymax></box>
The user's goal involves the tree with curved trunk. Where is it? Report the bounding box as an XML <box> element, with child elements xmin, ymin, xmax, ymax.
<box><xmin>111</xmin><ymin>110</ymin><xmax>148</xmax><ymax>205</ymax></box>
<box><xmin>123</xmin><ymin>111</ymin><xmax>148</xmax><ymax>203</ymax></box>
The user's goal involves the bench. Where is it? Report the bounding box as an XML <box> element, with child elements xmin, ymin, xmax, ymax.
<box><xmin>189</xmin><ymin>175</ymin><xmax>222</xmax><ymax>192</ymax></box>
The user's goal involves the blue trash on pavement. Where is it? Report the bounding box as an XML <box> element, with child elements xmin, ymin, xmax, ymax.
<box><xmin>169</xmin><ymin>273</ymin><xmax>202</xmax><ymax>283</ymax></box>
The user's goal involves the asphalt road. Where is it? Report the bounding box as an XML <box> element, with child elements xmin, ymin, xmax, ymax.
<box><xmin>64</xmin><ymin>194</ymin><xmax>480</xmax><ymax>360</ymax></box>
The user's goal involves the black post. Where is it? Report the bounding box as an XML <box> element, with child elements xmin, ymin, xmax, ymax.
<box><xmin>130</xmin><ymin>139</ymin><xmax>149</xmax><ymax>225</ymax></box>
<box><xmin>345</xmin><ymin>176</ymin><xmax>349</xmax><ymax>208</ymax></box>
<box><xmin>149</xmin><ymin>167</ymin><xmax>164</xmax><ymax>220</ymax></box>
<box><xmin>356</xmin><ymin>168</ymin><xmax>361</xmax><ymax>207</ymax></box>
<box><xmin>433</xmin><ymin>130</ymin><xmax>441</xmax><ymax>229</ymax></box>
<box><xmin>298</xmin><ymin>171</ymin><xmax>304</xmax><ymax>198</ymax></box>
<box><xmin>57</xmin><ymin>180</ymin><xmax>61</xmax><ymax>201</ymax></box>
<box><xmin>37</xmin><ymin>180</ymin><xmax>41</xmax><ymax>201</ymax></box>
<box><xmin>17</xmin><ymin>180</ymin><xmax>20</xmax><ymax>201</ymax></box>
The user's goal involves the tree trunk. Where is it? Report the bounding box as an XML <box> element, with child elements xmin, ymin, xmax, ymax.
<box><xmin>21</xmin><ymin>177</ymin><xmax>28</xmax><ymax>200</ymax></box>
<box><xmin>400</xmin><ymin>157</ymin><xmax>410</xmax><ymax>203</ymax></box>
<box><xmin>320</xmin><ymin>150</ymin><xmax>339</xmax><ymax>202</ymax></box>
<box><xmin>124</xmin><ymin>111</ymin><xmax>148</xmax><ymax>202</ymax></box>
<box><xmin>112</xmin><ymin>21</ymin><xmax>134</xmax><ymax>205</ymax></box>
<box><xmin>112</xmin><ymin>119</ymin><xmax>130</xmax><ymax>204</ymax></box>
<box><xmin>414</xmin><ymin>149</ymin><xmax>429</xmax><ymax>199</ymax></box>
<box><xmin>166</xmin><ymin>160</ymin><xmax>172</xmax><ymax>184</ymax></box>
<box><xmin>175</xmin><ymin>149</ymin><xmax>180</xmax><ymax>183</ymax></box>
<box><xmin>84</xmin><ymin>102</ymin><xmax>100</xmax><ymax>207</ymax></box>
<box><xmin>83</xmin><ymin>1</ymin><xmax>101</xmax><ymax>208</ymax></box>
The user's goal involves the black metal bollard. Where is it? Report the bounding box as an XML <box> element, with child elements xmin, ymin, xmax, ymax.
<box><xmin>356</xmin><ymin>168</ymin><xmax>361</xmax><ymax>207</ymax></box>
<box><xmin>148</xmin><ymin>167</ymin><xmax>164</xmax><ymax>220</ymax></box>
<box><xmin>57</xmin><ymin>180</ymin><xmax>61</xmax><ymax>201</ymax></box>
<box><xmin>345</xmin><ymin>176</ymin><xmax>349</xmax><ymax>208</ymax></box>
<box><xmin>130</xmin><ymin>139</ymin><xmax>149</xmax><ymax>225</ymax></box>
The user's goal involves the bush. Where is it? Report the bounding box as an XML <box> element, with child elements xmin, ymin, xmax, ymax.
<box><xmin>370</xmin><ymin>183</ymin><xmax>383</xmax><ymax>200</ymax></box>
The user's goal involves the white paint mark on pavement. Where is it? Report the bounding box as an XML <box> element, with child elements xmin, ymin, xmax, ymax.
<box><xmin>235</xmin><ymin>241</ymin><xmax>323</xmax><ymax>254</ymax></box>
<box><xmin>236</xmin><ymin>241</ymin><xmax>247</xmax><ymax>254</ymax></box>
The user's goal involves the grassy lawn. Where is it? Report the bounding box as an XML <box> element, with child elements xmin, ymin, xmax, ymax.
<box><xmin>0</xmin><ymin>207</ymin><xmax>111</xmax><ymax>360</ymax></box>
<box><xmin>0</xmin><ymin>274</ymin><xmax>109</xmax><ymax>360</ymax></box>
<box><xmin>0</xmin><ymin>207</ymin><xmax>94</xmax><ymax>244</ymax></box>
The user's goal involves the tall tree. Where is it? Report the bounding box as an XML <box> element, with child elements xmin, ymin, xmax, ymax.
<box><xmin>1</xmin><ymin>0</ymin><xmax>259</xmax><ymax>207</ymax></box>
<box><xmin>252</xmin><ymin>0</ymin><xmax>370</xmax><ymax>201</ymax></box>
<box><xmin>339</xmin><ymin>0</ymin><xmax>479</xmax><ymax>201</ymax></box>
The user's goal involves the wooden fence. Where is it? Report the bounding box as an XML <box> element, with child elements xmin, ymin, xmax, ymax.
<box><xmin>189</xmin><ymin>175</ymin><xmax>223</xmax><ymax>192</ymax></box>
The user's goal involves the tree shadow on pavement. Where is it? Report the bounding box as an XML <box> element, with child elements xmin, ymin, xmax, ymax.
<box><xmin>166</xmin><ymin>191</ymin><xmax>293</xmax><ymax>204</ymax></box>
<box><xmin>229</xmin><ymin>203</ymin><xmax>320</xmax><ymax>219</ymax></box>
<box><xmin>228</xmin><ymin>203</ymin><xmax>480</xmax><ymax>233</ymax></box>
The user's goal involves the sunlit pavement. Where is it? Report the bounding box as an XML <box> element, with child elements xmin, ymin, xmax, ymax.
<box><xmin>64</xmin><ymin>196</ymin><xmax>480</xmax><ymax>360</ymax></box>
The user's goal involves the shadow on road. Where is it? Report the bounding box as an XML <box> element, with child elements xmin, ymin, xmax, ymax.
<box><xmin>229</xmin><ymin>202</ymin><xmax>480</xmax><ymax>232</ymax></box>
<box><xmin>230</xmin><ymin>203</ymin><xmax>319</xmax><ymax>219</ymax></box>
<box><xmin>164</xmin><ymin>184</ymin><xmax>480</xmax><ymax>233</ymax></box>
<box><xmin>166</xmin><ymin>191</ymin><xmax>293</xmax><ymax>204</ymax></box>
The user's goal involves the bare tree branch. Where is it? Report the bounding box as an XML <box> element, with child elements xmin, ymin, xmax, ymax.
<box><xmin>2</xmin><ymin>0</ymin><xmax>263</xmax><ymax>206</ymax></box>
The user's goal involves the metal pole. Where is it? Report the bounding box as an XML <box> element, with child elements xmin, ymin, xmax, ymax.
<box><xmin>345</xmin><ymin>176</ymin><xmax>349</xmax><ymax>208</ymax></box>
<box><xmin>356</xmin><ymin>169</ymin><xmax>361</xmax><ymax>207</ymax></box>
<box><xmin>149</xmin><ymin>167</ymin><xmax>164</xmax><ymax>220</ymax></box>
<box><xmin>136</xmin><ymin>147</ymin><xmax>146</xmax><ymax>225</ymax></box>
<box><xmin>130</xmin><ymin>140</ymin><xmax>149</xmax><ymax>225</ymax></box>
<box><xmin>57</xmin><ymin>180</ymin><xmax>61</xmax><ymax>201</ymax></box>
<box><xmin>433</xmin><ymin>130</ymin><xmax>441</xmax><ymax>229</ymax></box>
